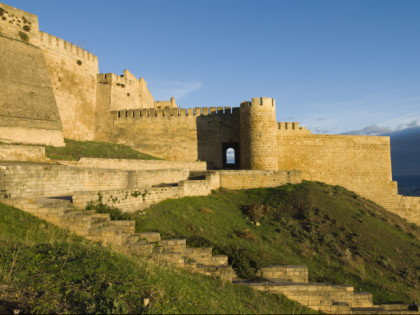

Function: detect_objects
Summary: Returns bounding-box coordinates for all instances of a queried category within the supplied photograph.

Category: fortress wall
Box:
[219,170,301,190]
[278,122,311,134]
[97,71,140,112]
[108,107,240,169]
[154,97,176,109]
[59,158,207,171]
[0,165,190,199]
[38,32,99,141]
[94,75,114,142]
[0,145,47,162]
[277,133,399,210]
[0,32,64,146]
[0,3,39,45]
[397,196,420,226]
[139,78,154,108]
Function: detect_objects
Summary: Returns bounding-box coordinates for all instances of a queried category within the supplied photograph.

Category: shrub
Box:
[244,203,269,222]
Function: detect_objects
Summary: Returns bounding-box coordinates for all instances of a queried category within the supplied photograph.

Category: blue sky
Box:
[4,0,420,135]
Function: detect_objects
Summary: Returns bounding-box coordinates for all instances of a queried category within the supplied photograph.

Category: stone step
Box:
[351,292,373,308]
[159,239,187,246]
[60,210,98,217]
[192,264,236,282]
[127,243,154,256]
[184,247,212,257]
[156,252,186,265]
[125,235,149,245]
[108,220,135,233]
[137,232,161,243]
[351,305,419,314]
[154,239,187,254]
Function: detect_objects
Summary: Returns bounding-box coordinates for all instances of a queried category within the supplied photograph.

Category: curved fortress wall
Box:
[0,3,64,146]
[240,97,278,170]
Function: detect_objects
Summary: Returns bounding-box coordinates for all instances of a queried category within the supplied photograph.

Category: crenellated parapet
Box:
[38,31,97,64]
[278,122,311,134]
[113,106,239,119]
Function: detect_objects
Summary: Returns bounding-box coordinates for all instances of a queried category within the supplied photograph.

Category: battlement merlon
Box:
[278,122,312,134]
[240,97,276,108]
[38,31,98,63]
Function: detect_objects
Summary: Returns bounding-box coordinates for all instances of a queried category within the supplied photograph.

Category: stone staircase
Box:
[2,197,419,314]
[236,265,419,314]
[3,197,236,282]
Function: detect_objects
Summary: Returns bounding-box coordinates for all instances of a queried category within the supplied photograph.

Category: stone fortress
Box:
[1,2,419,227]
[1,3,420,313]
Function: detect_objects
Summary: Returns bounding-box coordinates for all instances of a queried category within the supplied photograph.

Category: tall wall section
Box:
[0,3,64,146]
[94,71,156,142]
[240,97,278,170]
[38,32,99,141]
[107,107,240,169]
[277,132,399,210]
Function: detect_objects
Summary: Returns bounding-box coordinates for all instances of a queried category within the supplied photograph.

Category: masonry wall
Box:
[59,158,207,171]
[277,133,399,210]
[107,107,240,169]
[0,165,191,198]
[397,196,420,226]
[72,172,220,211]
[0,4,64,146]
[38,32,99,141]
[0,145,48,162]
[0,3,40,45]
[219,170,301,190]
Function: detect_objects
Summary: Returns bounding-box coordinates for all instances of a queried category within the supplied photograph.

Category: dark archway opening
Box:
[222,142,240,169]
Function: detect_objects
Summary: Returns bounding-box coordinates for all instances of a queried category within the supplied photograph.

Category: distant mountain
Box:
[382,126,420,177]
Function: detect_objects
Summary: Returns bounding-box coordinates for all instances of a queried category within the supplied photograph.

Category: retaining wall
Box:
[0,165,190,198]
[219,170,301,189]
[0,145,47,162]
[60,158,207,171]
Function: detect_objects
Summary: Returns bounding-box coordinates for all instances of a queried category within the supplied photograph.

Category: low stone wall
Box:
[0,144,48,162]
[219,170,301,190]
[73,172,221,211]
[0,165,190,199]
[73,186,185,212]
[261,265,308,283]
[60,158,207,171]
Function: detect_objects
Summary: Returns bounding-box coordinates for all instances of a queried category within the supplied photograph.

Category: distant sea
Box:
[393,175,420,197]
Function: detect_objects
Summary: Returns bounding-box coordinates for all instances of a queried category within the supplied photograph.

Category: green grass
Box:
[45,139,160,161]
[123,181,420,305]
[0,203,316,314]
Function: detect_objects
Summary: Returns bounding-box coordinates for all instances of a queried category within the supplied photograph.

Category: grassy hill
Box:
[117,181,420,305]
[0,203,315,314]
[45,139,160,161]
[1,181,419,313]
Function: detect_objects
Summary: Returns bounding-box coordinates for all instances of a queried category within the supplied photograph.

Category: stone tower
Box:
[240,97,278,170]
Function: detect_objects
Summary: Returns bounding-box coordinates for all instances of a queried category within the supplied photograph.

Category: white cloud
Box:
[298,94,420,135]
[149,80,203,101]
